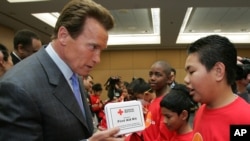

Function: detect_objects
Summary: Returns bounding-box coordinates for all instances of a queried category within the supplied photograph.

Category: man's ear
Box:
[213,62,225,82]
[58,26,69,46]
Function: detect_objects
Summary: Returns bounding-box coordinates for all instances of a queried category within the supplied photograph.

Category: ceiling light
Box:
[214,29,221,32]
[108,34,160,45]
[32,12,59,27]
[32,8,160,45]
[151,8,160,34]
[177,7,250,44]
[7,0,49,3]
[177,33,250,44]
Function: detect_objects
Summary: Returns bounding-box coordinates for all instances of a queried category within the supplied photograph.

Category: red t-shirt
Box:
[90,95,102,112]
[192,97,250,141]
[143,96,174,141]
[170,131,194,141]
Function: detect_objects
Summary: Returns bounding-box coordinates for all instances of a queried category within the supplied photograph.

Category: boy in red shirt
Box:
[125,61,174,141]
[143,60,174,141]
[184,35,250,141]
[90,83,104,124]
[160,84,196,141]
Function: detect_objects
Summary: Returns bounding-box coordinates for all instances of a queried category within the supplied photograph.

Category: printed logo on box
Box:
[105,101,145,135]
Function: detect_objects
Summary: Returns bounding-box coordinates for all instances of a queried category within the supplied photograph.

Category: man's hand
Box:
[88,127,124,141]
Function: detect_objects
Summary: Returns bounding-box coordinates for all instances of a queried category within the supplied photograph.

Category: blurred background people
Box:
[0,43,13,77]
[83,74,94,94]
[169,67,178,88]
[90,83,104,124]
[11,29,42,65]
[235,57,250,103]
[104,76,123,103]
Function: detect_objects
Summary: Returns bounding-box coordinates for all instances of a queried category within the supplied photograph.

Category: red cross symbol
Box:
[117,109,123,115]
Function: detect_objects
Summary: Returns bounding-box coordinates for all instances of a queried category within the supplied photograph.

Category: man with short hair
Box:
[83,74,94,94]
[0,0,123,140]
[169,67,177,88]
[10,29,42,64]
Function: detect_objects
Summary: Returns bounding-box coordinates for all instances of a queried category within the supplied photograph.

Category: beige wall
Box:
[92,49,187,84]
[0,25,15,51]
[1,25,250,100]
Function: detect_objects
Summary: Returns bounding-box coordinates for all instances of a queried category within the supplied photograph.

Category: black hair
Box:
[187,35,237,85]
[104,76,122,100]
[236,64,250,80]
[13,29,40,50]
[92,83,102,92]
[160,84,197,121]
[133,81,151,95]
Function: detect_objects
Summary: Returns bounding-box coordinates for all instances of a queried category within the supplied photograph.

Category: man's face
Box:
[21,38,42,59]
[60,17,108,76]
[184,53,215,104]
[84,76,93,92]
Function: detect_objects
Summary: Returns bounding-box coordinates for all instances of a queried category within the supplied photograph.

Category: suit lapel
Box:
[53,77,89,128]
[36,47,91,132]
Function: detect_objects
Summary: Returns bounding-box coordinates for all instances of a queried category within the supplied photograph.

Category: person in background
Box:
[234,56,250,103]
[143,60,174,141]
[0,0,123,140]
[160,84,195,141]
[129,77,155,117]
[235,63,250,103]
[83,74,95,116]
[10,29,42,65]
[119,81,130,102]
[98,76,123,131]
[90,83,104,124]
[104,76,123,103]
[83,74,94,94]
[0,43,13,77]
[184,34,250,141]
[169,67,177,88]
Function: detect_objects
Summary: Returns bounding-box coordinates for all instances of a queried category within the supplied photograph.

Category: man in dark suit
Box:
[10,29,42,65]
[0,0,122,141]
[169,67,178,88]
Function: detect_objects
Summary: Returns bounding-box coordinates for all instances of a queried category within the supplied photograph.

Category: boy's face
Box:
[161,107,185,131]
[149,64,169,91]
[184,53,215,103]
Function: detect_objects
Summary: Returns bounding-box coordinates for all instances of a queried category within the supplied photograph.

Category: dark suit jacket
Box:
[0,47,94,141]
[10,52,21,65]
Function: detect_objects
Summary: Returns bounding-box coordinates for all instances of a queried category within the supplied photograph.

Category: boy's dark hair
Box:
[92,83,102,92]
[0,44,9,61]
[127,78,146,94]
[160,84,197,121]
[187,35,237,85]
